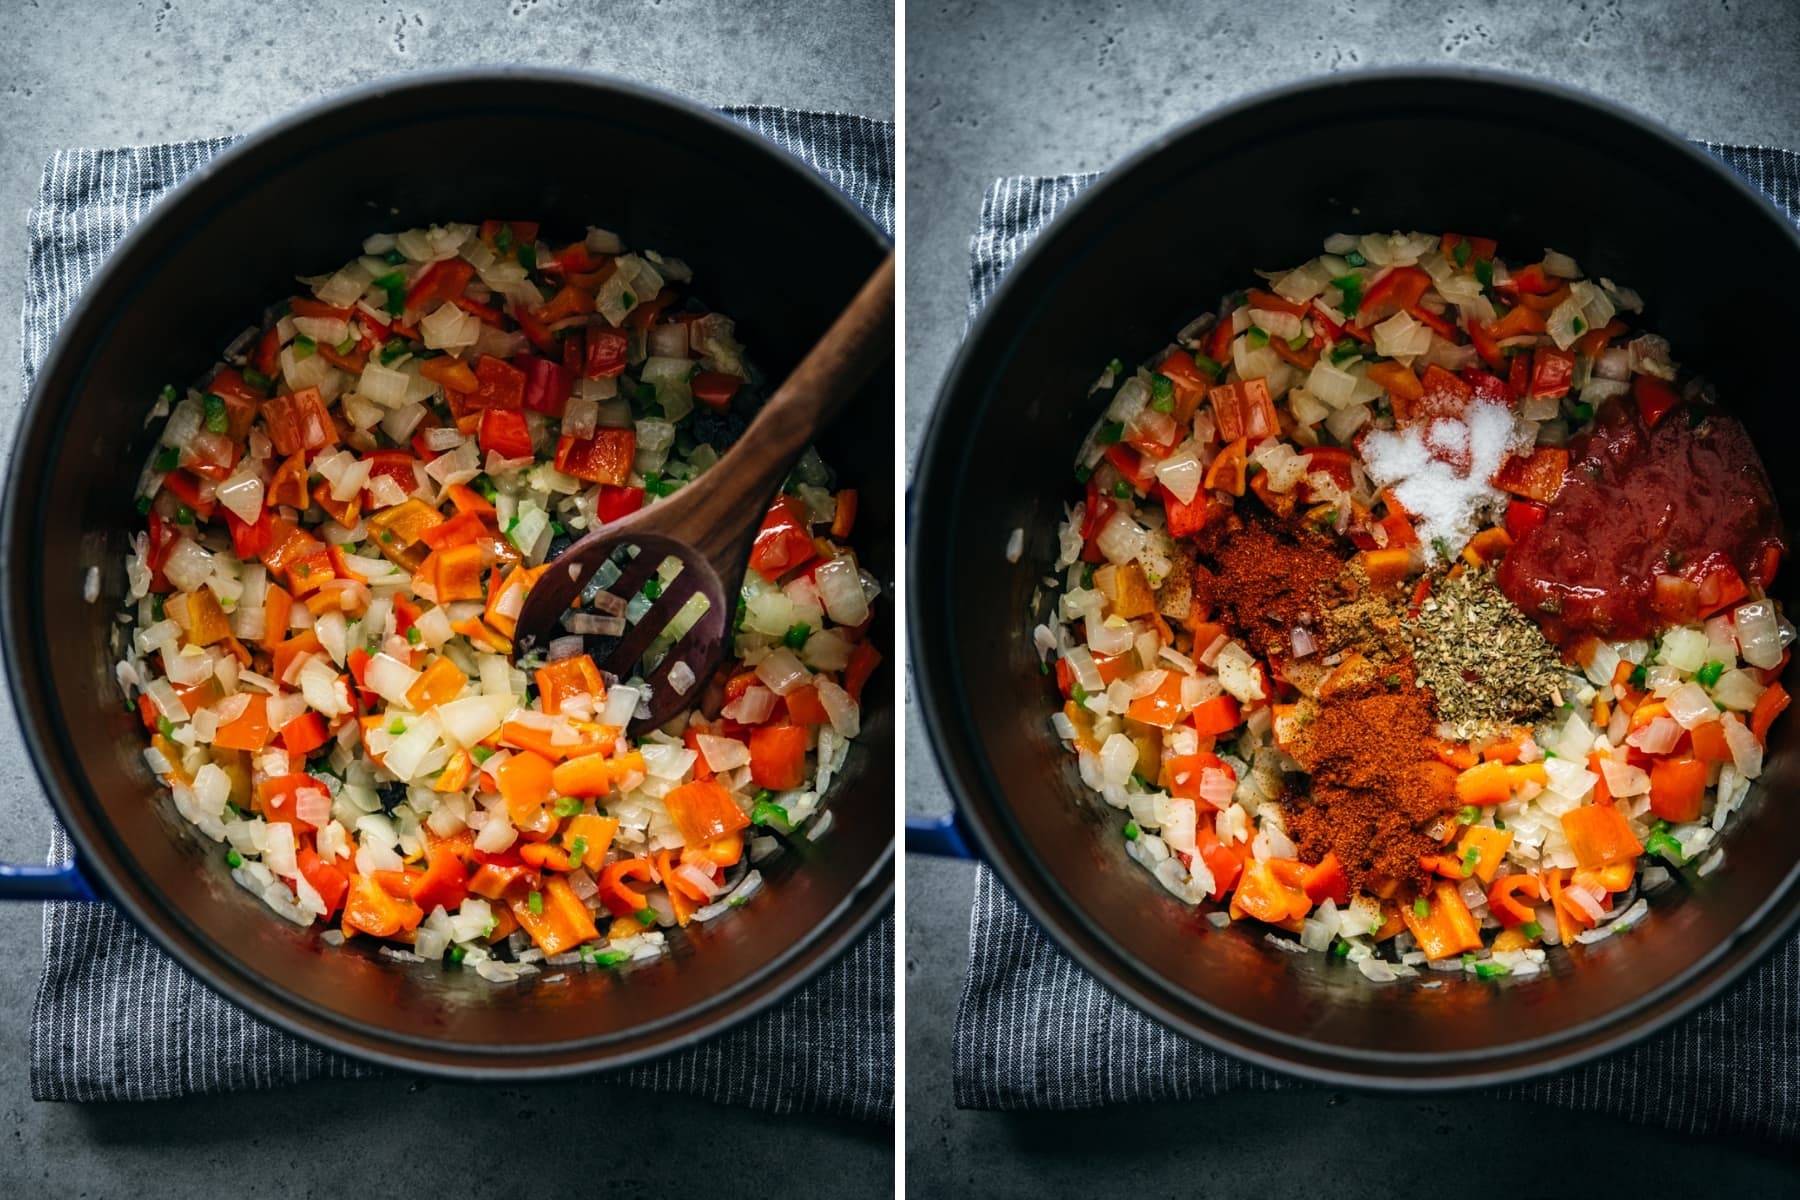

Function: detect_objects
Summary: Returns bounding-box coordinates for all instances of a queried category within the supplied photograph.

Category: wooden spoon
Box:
[512,252,893,733]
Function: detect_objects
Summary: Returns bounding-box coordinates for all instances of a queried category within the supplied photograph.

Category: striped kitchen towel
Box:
[952,143,1800,1141]
[21,106,894,1121]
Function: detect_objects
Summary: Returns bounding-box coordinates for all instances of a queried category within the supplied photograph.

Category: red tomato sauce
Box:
[1496,397,1783,646]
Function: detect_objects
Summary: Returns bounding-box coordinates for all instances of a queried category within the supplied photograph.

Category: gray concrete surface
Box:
[0,2,892,1197]
[904,0,1800,1195]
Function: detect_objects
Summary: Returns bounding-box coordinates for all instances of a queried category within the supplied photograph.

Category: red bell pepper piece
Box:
[1356,266,1430,326]
[1502,262,1559,296]
[1505,498,1549,541]
[1459,369,1511,409]
[595,484,646,524]
[471,355,525,411]
[1528,347,1575,400]
[295,846,349,914]
[1398,364,1473,427]
[361,449,419,507]
[409,841,471,913]
[1160,483,1209,539]
[553,428,636,486]
[1633,373,1681,427]
[478,408,534,460]
[1103,444,1157,492]
[519,354,573,418]
[1194,826,1243,901]
[748,495,819,581]
[1205,315,1235,367]
[161,470,217,523]
[253,326,282,378]
[1507,351,1531,399]
[1406,304,1460,342]
[405,259,474,312]
[1468,319,1507,372]
[1492,448,1570,505]
[261,385,336,457]
[748,722,809,791]
[692,371,741,410]
[280,710,332,757]
[584,326,629,378]
[224,506,272,560]
[1440,233,1499,266]
[1302,852,1350,906]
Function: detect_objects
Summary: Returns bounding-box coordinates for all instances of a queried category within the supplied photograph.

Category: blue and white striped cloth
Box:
[953,144,1800,1141]
[22,107,894,1120]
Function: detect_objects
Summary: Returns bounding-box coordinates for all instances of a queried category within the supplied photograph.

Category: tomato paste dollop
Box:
[1497,397,1783,646]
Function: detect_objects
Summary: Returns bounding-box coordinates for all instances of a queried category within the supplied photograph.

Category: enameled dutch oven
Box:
[909,68,1800,1088]
[0,70,893,1078]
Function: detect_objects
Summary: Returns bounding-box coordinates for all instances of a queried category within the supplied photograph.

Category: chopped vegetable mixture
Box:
[1041,230,1789,983]
[116,220,881,980]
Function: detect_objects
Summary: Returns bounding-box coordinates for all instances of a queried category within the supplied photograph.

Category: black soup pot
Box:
[1,70,893,1077]
[910,69,1800,1088]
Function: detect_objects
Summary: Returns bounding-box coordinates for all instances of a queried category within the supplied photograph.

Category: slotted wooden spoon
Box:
[513,253,894,732]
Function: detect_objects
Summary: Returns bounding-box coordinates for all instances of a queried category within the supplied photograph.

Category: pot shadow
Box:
[965,1092,1800,1192]
[59,1075,890,1186]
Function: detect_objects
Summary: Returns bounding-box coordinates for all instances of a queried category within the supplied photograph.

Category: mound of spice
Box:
[1185,509,1463,894]
[1406,566,1565,742]
[1279,661,1457,895]
[1190,511,1345,659]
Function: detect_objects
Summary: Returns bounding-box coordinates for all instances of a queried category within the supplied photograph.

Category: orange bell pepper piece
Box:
[1752,681,1790,744]
[561,813,620,871]
[549,753,615,798]
[1124,672,1187,729]
[341,874,424,938]
[686,831,744,869]
[1400,880,1483,960]
[510,876,598,954]
[408,841,471,913]
[444,481,497,518]
[518,841,573,872]
[1648,756,1707,823]
[495,750,555,824]
[434,748,474,793]
[421,543,486,603]
[1688,719,1735,763]
[1202,437,1248,496]
[1559,803,1643,871]
[1487,873,1543,927]
[597,857,655,917]
[1365,359,1424,405]
[662,779,752,847]
[1358,547,1416,589]
[1456,824,1514,885]
[259,582,293,650]
[1453,760,1515,807]
[211,693,271,752]
[1232,860,1312,924]
[748,722,810,791]
[406,655,468,711]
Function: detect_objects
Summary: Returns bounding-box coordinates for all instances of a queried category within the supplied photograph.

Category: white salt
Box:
[1357,400,1526,563]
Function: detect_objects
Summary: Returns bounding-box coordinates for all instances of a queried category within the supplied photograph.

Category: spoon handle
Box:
[656,253,894,562]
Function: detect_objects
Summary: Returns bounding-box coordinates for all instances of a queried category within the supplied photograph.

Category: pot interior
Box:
[9,75,892,1069]
[915,73,1800,1080]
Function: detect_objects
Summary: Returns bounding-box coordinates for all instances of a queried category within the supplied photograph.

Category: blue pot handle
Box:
[0,859,99,902]
[905,811,980,861]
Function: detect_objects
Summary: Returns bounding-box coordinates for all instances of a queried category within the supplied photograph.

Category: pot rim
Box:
[2,66,894,1079]
[909,63,1800,1089]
